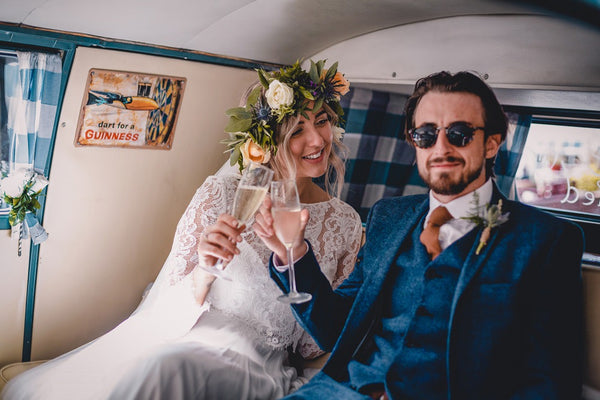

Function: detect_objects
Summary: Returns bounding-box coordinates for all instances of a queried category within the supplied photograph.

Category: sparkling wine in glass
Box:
[271,179,312,304]
[197,162,273,279]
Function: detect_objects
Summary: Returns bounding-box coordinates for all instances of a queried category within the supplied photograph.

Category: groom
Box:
[263,71,584,399]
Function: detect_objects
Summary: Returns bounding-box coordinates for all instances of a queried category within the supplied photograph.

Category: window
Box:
[0,50,18,214]
[0,49,62,222]
[515,116,600,256]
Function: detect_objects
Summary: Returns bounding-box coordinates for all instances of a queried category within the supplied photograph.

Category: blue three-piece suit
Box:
[271,185,583,400]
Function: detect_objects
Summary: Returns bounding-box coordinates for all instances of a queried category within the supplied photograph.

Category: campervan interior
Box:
[0,0,599,398]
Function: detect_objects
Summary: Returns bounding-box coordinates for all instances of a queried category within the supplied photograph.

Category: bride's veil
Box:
[134,160,239,315]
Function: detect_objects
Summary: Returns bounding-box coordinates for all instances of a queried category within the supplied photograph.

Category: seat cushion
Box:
[0,360,47,391]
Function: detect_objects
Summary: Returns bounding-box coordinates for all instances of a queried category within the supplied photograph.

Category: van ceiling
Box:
[1,0,599,94]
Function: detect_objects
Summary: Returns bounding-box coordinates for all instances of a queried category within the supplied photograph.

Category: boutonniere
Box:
[461,192,510,255]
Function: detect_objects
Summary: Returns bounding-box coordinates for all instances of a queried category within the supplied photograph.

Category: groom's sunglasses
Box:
[409,122,486,149]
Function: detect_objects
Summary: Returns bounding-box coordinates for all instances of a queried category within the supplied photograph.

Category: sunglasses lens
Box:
[411,123,481,148]
[446,124,476,147]
[411,126,437,148]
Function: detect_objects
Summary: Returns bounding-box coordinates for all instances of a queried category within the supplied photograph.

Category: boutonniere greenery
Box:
[461,192,510,255]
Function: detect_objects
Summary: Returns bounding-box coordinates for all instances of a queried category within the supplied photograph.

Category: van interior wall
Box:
[0,235,30,365]
[310,14,600,102]
[0,47,256,365]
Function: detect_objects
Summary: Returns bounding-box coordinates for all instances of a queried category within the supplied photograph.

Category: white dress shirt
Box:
[425,179,494,251]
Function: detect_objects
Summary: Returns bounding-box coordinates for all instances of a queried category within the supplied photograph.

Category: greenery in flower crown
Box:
[222,59,350,172]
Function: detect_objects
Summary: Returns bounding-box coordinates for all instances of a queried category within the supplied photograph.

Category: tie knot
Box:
[427,206,453,228]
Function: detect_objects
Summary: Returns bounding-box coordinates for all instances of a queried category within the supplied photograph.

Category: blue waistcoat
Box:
[348,222,471,398]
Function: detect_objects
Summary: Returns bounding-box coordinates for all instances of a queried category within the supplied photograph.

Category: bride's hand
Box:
[197,214,244,270]
[253,196,309,264]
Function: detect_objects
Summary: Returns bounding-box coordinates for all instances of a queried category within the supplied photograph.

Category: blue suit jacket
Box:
[271,187,584,400]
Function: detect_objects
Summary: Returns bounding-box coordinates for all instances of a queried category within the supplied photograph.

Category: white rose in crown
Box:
[265,80,294,110]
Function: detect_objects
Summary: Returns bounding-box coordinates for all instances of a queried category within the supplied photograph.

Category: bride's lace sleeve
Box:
[332,210,363,289]
[296,202,363,360]
[167,175,233,284]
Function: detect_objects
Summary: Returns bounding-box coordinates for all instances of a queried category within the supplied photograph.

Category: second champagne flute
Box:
[271,179,312,304]
[197,162,273,279]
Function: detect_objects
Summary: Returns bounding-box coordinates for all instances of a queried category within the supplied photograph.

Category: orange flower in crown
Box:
[222,59,350,172]
[323,70,350,99]
[240,139,271,167]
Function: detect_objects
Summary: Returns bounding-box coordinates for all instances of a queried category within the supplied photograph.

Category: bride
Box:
[1,60,363,400]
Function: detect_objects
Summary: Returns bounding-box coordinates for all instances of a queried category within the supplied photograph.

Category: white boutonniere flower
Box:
[462,192,510,255]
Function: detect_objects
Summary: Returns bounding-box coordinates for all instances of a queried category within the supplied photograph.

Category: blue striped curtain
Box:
[5,51,62,173]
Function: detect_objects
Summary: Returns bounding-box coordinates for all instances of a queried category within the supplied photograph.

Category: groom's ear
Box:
[485,133,502,159]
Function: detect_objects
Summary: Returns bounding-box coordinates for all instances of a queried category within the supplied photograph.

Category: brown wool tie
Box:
[420,206,453,260]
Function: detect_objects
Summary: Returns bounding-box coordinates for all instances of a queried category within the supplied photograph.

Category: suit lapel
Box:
[445,186,508,395]
[328,196,429,370]
[361,197,429,306]
[450,186,508,319]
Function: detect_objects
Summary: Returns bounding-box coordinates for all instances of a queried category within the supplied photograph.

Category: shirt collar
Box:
[427,179,494,221]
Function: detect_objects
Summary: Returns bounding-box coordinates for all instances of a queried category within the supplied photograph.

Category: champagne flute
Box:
[197,162,274,279]
[271,179,312,304]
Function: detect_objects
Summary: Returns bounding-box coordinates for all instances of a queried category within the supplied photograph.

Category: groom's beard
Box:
[420,155,485,195]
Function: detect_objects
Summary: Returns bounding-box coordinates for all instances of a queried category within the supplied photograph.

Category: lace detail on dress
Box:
[167,175,237,283]
[166,175,362,353]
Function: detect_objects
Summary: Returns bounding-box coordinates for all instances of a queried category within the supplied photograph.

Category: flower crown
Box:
[222,59,350,172]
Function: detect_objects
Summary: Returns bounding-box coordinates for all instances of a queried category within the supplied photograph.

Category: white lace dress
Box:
[2,173,362,400]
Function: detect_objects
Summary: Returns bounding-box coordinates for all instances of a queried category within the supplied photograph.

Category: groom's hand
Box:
[253,196,309,265]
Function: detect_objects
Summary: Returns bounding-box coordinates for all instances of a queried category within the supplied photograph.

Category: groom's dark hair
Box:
[403,71,508,178]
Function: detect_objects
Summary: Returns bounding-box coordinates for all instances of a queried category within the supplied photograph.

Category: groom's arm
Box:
[270,241,364,351]
[510,219,583,400]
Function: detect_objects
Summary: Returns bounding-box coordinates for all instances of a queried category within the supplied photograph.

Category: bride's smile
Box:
[290,109,333,180]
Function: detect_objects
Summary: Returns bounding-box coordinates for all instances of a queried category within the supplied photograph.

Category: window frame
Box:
[0,50,18,227]
[505,105,600,260]
[0,42,72,232]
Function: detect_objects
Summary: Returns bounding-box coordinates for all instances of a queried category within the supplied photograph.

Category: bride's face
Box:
[286,108,333,179]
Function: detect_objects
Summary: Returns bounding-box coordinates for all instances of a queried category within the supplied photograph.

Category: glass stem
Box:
[287,245,297,294]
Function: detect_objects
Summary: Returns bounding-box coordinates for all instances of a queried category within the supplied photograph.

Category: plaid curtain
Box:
[5,51,61,173]
[493,112,531,198]
[340,87,532,220]
[340,87,427,220]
